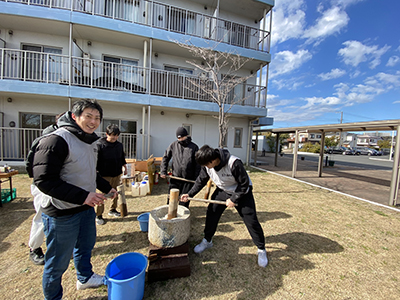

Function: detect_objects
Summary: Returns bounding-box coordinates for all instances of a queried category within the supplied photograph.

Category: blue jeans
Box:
[42,208,96,300]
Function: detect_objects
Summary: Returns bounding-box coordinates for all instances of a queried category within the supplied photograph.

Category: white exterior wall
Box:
[0,0,272,163]
[148,109,250,159]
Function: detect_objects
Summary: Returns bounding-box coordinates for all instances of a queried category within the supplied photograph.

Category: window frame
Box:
[233,127,243,148]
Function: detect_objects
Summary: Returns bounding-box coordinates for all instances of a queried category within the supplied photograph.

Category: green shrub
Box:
[301,142,320,153]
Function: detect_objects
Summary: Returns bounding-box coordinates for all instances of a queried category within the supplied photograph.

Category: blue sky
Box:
[266,0,400,129]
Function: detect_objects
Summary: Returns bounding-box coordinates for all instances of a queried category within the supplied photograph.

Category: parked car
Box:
[326,146,347,154]
[350,147,361,155]
[354,147,379,156]
[343,148,355,155]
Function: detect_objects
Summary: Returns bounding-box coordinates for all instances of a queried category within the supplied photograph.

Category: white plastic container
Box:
[139,181,149,196]
[131,182,140,196]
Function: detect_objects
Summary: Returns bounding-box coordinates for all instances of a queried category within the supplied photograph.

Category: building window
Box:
[102,119,137,134]
[317,134,321,138]
[103,56,139,89]
[21,45,62,82]
[234,128,242,148]
[310,134,315,139]
[164,66,193,75]
[182,124,192,136]
[20,113,56,129]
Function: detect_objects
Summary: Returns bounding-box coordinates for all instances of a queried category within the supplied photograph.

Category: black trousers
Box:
[204,186,265,250]
[166,178,194,208]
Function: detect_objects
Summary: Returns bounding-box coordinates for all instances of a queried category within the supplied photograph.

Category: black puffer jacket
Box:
[160,137,200,180]
[33,112,112,216]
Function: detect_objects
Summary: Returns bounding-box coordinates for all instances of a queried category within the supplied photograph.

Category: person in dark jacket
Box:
[95,124,127,225]
[160,127,200,208]
[27,112,65,266]
[33,99,117,300]
[180,145,268,267]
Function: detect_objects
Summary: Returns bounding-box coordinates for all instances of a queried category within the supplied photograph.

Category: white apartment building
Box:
[0,0,274,163]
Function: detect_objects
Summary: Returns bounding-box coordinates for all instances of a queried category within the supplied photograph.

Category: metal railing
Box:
[0,48,267,107]
[0,127,143,161]
[1,0,270,53]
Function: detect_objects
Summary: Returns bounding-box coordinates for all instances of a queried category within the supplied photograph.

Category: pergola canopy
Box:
[251,119,400,206]
[254,119,400,134]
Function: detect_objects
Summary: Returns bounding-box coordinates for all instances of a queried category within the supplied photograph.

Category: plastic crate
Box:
[1,188,16,204]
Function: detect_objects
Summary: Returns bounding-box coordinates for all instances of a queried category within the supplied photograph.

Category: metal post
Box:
[147,105,151,158]
[274,133,279,167]
[389,125,400,206]
[292,130,299,178]
[318,131,325,177]
[254,131,259,166]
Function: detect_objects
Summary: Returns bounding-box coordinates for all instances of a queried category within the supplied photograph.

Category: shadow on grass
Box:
[145,232,344,299]
[0,197,33,254]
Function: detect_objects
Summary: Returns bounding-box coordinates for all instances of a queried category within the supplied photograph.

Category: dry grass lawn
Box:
[1,171,400,300]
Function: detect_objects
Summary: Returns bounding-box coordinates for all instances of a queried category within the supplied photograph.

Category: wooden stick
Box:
[188,197,237,206]
[204,179,213,199]
[166,175,195,183]
[117,184,128,217]
[167,188,180,219]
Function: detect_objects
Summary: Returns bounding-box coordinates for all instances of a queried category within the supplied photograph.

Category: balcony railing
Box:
[0,127,144,161]
[0,48,267,108]
[1,0,270,53]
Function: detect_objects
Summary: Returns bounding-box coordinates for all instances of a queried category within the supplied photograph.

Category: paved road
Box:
[253,152,396,207]
[296,152,394,170]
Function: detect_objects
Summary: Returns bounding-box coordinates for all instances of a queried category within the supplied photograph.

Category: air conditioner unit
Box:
[251,117,274,127]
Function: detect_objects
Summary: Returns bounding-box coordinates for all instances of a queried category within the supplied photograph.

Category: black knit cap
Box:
[176,127,188,138]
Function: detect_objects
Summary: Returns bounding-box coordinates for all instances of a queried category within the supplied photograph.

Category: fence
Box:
[0,127,142,161]
[1,0,270,53]
[0,48,267,107]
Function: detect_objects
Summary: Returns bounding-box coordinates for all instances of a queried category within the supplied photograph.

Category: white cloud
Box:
[318,68,346,81]
[304,7,349,44]
[269,49,312,78]
[387,56,400,67]
[271,78,304,91]
[270,70,400,125]
[331,0,366,9]
[271,0,306,46]
[333,72,400,106]
[301,96,342,109]
[338,40,391,68]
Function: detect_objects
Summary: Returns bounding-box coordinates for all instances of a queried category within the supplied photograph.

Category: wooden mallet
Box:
[167,188,180,219]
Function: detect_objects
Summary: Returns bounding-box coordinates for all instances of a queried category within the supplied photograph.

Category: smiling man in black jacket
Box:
[180,145,268,268]
[33,99,117,300]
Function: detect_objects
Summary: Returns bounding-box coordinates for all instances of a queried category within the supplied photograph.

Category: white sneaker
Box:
[258,249,268,267]
[76,273,105,290]
[96,216,105,225]
[194,238,213,254]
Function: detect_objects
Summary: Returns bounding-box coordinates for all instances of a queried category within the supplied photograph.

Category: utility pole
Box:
[338,111,343,147]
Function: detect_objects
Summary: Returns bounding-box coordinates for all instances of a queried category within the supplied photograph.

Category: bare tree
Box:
[175,40,255,147]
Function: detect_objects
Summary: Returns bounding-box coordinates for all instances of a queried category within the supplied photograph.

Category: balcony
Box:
[0,127,141,161]
[0,48,267,108]
[0,0,270,53]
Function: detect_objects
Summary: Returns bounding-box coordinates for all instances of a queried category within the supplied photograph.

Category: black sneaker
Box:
[108,210,121,217]
[29,247,45,265]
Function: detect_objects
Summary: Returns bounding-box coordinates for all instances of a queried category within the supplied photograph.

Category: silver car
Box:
[354,147,378,156]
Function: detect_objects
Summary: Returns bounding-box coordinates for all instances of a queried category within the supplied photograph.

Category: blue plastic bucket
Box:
[105,252,148,300]
[137,212,150,232]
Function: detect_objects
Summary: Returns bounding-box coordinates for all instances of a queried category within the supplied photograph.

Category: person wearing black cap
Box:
[160,127,200,207]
